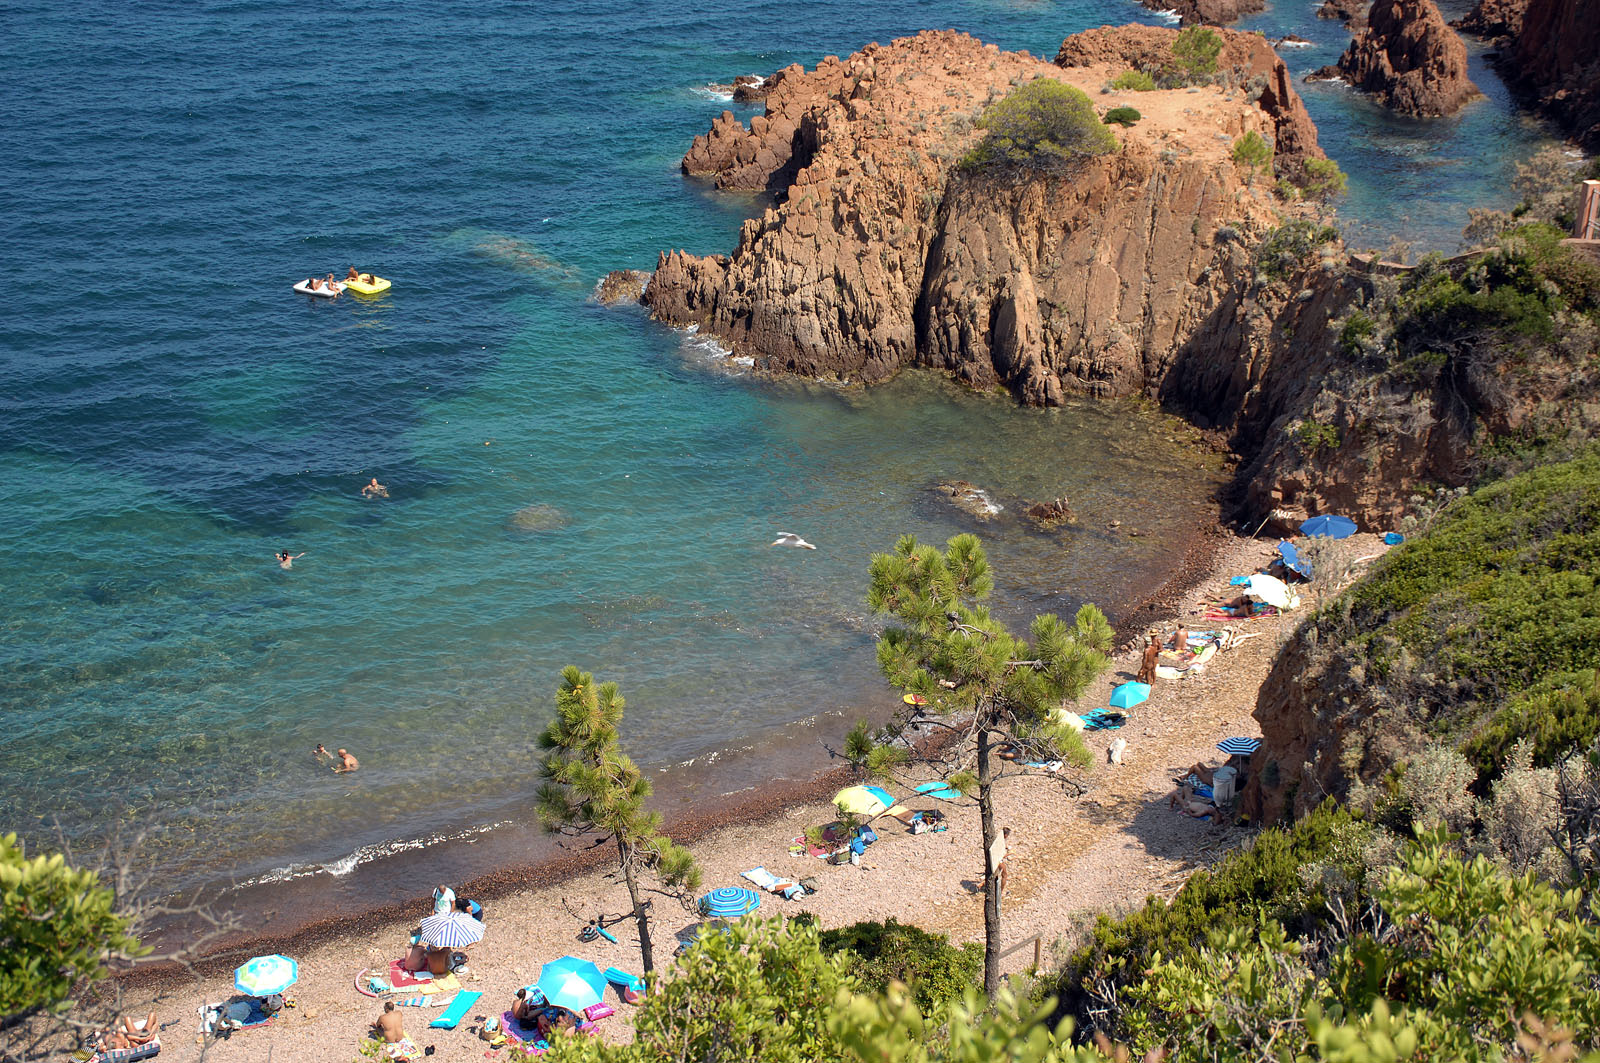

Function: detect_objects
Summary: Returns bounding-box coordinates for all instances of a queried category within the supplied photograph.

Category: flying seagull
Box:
[771,533,817,550]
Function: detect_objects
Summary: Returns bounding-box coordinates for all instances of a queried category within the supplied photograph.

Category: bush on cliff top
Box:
[1102,106,1141,127]
[962,79,1117,174]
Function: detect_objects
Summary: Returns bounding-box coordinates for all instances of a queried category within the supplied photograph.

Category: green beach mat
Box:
[429,990,482,1029]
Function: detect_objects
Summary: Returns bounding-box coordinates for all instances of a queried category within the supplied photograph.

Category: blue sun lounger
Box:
[430,990,483,1029]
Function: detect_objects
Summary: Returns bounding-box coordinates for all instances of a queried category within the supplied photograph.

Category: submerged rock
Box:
[509,504,571,533]
[1024,497,1077,527]
[933,481,1003,521]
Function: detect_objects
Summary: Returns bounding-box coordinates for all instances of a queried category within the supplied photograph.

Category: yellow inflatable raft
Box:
[344,274,391,295]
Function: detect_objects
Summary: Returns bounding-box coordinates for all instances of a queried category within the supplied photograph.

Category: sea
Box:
[0,0,1560,931]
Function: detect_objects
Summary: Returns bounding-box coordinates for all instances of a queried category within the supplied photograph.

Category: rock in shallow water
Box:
[509,504,571,533]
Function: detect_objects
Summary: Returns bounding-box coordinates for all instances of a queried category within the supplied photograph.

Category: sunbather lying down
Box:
[101,1012,157,1050]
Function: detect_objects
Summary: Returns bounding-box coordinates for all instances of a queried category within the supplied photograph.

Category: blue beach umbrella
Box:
[1277,541,1312,579]
[1217,737,1261,757]
[1299,514,1358,539]
[535,956,607,1013]
[699,886,762,919]
[234,954,298,996]
[419,910,485,949]
[1109,682,1151,710]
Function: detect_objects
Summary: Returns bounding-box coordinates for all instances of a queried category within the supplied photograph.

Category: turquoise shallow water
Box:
[0,0,1554,905]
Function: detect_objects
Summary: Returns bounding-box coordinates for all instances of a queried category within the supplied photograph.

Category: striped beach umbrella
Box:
[419,910,485,949]
[234,954,298,996]
[699,886,762,919]
[535,956,606,1013]
[1217,736,1261,757]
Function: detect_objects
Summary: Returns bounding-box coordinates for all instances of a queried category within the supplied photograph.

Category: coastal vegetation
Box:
[962,80,1118,173]
[1102,106,1141,127]
[1109,69,1156,91]
[536,667,702,974]
[1231,130,1272,183]
[842,533,1112,997]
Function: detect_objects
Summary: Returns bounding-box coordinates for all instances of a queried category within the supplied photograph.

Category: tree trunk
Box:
[977,723,1001,998]
[618,834,655,974]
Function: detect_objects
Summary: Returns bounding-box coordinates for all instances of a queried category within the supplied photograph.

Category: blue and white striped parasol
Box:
[1217,736,1261,756]
[699,886,762,919]
[418,910,485,949]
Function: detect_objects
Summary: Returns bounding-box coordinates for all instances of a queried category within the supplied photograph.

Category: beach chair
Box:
[604,966,644,1004]
[429,990,482,1029]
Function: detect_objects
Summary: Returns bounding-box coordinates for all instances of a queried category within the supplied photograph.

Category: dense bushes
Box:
[1109,69,1155,91]
[1101,106,1140,127]
[818,918,982,1013]
[962,79,1117,174]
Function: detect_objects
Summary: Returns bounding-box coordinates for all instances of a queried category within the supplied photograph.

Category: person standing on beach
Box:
[1136,635,1161,684]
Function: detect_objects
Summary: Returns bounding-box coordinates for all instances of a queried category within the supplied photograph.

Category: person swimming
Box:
[361,477,388,499]
[276,550,305,570]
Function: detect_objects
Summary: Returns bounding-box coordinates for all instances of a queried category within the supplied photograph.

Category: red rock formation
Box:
[1506,0,1600,149]
[646,29,1315,404]
[1453,0,1528,37]
[1318,0,1370,28]
[1054,25,1324,175]
[1135,0,1264,26]
[1319,0,1481,116]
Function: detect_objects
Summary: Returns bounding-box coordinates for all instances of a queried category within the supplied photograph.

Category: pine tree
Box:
[853,534,1112,997]
[536,667,701,974]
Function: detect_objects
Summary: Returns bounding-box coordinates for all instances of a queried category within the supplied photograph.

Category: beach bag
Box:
[798,876,820,894]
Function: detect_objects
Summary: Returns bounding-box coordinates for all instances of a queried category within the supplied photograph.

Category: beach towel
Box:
[430,990,481,1029]
[197,1002,272,1035]
[914,781,962,801]
[87,1040,161,1063]
[500,1011,546,1045]
[1023,760,1063,772]
[741,867,805,899]
[380,1037,423,1061]
[1079,710,1126,731]
[395,994,448,1008]
[388,960,433,988]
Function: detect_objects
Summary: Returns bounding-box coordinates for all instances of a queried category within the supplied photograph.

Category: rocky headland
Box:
[1310,0,1480,117]
[1317,0,1370,30]
[1456,0,1600,150]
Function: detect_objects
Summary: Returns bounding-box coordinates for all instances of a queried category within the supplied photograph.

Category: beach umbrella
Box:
[535,955,606,1013]
[1277,541,1312,579]
[832,784,895,817]
[419,910,485,949]
[1300,514,1357,539]
[234,954,298,997]
[1217,736,1261,757]
[1244,573,1293,609]
[1109,681,1151,709]
[699,886,762,919]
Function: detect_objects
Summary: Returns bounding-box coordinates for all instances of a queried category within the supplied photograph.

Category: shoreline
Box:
[89,519,1364,1063]
[121,491,1236,992]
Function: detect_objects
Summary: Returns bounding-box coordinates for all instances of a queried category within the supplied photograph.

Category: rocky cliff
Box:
[1135,0,1265,25]
[647,28,1323,405]
[1315,0,1481,116]
[1509,0,1600,149]
[1453,0,1527,37]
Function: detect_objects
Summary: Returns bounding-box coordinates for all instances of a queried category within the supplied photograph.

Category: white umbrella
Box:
[1244,573,1293,609]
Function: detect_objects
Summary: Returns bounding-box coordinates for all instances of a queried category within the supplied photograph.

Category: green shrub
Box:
[818,919,982,1014]
[1294,420,1341,454]
[1110,69,1156,91]
[1299,157,1349,202]
[1338,310,1377,357]
[961,79,1118,173]
[1256,220,1339,280]
[1172,26,1223,82]
[1102,106,1141,127]
[1231,130,1272,181]
[1051,804,1370,1040]
[1,833,143,1023]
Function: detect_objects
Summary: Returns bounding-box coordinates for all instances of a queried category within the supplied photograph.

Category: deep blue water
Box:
[0,0,1556,902]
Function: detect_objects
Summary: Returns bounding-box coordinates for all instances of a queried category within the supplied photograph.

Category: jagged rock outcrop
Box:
[646,29,1321,406]
[1318,0,1370,27]
[1453,0,1527,37]
[1135,0,1264,25]
[1055,25,1324,177]
[595,269,649,305]
[1313,0,1481,116]
[1024,497,1077,526]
